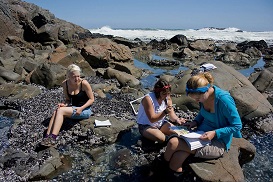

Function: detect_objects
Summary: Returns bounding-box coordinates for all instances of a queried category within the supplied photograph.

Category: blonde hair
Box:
[66,64,81,78]
[186,72,214,89]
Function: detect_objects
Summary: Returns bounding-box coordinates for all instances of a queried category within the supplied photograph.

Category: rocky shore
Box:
[0,0,273,181]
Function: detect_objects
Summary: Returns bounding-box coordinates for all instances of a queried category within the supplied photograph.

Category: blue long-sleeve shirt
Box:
[195,86,242,150]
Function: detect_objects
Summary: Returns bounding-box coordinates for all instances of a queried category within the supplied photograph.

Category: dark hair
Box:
[153,79,171,98]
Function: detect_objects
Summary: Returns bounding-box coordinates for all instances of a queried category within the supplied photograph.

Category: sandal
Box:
[40,136,57,147]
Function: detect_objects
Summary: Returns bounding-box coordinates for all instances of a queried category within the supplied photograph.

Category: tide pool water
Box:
[134,55,265,88]
[0,116,13,155]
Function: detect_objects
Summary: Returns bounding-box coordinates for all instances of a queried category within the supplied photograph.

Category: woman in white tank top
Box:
[137,79,186,143]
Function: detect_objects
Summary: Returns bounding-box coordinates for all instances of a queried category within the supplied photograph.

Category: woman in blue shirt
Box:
[164,72,242,176]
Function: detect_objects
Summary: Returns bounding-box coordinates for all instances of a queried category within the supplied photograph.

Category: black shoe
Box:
[167,168,184,182]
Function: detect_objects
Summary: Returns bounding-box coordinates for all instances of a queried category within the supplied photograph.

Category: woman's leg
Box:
[169,150,191,172]
[46,110,57,136]
[142,126,166,143]
[164,137,194,172]
[160,121,177,135]
[47,107,73,136]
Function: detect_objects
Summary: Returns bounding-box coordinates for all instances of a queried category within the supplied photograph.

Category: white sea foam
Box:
[89,26,273,45]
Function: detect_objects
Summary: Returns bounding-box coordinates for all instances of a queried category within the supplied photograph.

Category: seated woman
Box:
[164,72,242,178]
[41,64,95,147]
[137,79,185,144]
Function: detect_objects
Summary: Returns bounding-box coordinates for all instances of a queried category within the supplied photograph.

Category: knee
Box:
[168,137,179,147]
[56,107,66,115]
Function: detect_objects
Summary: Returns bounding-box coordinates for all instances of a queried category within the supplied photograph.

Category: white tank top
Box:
[137,92,167,128]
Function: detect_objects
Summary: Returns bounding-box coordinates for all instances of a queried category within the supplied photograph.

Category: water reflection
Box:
[238,58,265,77]
[0,116,13,155]
[134,55,265,88]
[133,55,188,88]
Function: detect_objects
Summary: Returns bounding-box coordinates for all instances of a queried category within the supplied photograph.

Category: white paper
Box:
[200,63,217,70]
[182,131,205,138]
[95,119,111,127]
[179,130,211,150]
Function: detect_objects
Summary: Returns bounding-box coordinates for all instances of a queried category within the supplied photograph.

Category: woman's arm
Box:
[167,97,186,125]
[215,95,242,138]
[142,96,166,123]
[61,80,71,107]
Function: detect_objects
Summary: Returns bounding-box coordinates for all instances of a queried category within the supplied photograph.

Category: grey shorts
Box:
[138,121,168,136]
[71,107,92,119]
[194,139,226,159]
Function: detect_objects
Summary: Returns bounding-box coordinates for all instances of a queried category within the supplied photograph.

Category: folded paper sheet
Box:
[200,63,217,71]
[95,119,112,127]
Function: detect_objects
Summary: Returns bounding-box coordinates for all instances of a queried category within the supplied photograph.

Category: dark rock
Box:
[147,59,180,67]
[30,62,66,89]
[169,34,188,47]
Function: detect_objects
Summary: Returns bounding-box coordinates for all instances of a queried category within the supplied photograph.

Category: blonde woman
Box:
[164,72,242,179]
[41,64,94,146]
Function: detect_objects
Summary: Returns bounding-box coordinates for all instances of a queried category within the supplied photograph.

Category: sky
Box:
[22,0,273,31]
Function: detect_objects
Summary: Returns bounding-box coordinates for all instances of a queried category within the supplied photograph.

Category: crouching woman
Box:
[164,72,242,177]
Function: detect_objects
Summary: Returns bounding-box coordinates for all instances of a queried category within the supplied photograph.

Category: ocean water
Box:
[89,26,273,45]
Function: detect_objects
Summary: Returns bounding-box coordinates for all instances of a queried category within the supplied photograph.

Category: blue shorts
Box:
[71,107,92,119]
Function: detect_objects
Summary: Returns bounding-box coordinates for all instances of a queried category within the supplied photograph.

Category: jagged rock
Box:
[80,116,136,144]
[29,147,65,180]
[147,59,180,66]
[189,39,216,52]
[0,66,20,82]
[113,62,142,78]
[249,67,273,93]
[169,34,188,47]
[104,67,140,88]
[81,38,133,68]
[0,83,42,100]
[30,62,66,89]
[189,138,256,182]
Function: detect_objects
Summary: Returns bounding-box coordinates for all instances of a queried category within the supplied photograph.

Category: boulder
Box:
[0,147,65,180]
[211,61,273,120]
[0,66,20,82]
[79,116,136,144]
[189,138,256,182]
[0,0,91,46]
[104,67,140,88]
[113,62,142,78]
[169,34,188,47]
[29,147,64,180]
[215,52,251,66]
[81,38,133,68]
[249,67,273,92]
[30,63,66,89]
[0,83,42,100]
[189,39,216,52]
[49,46,96,77]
